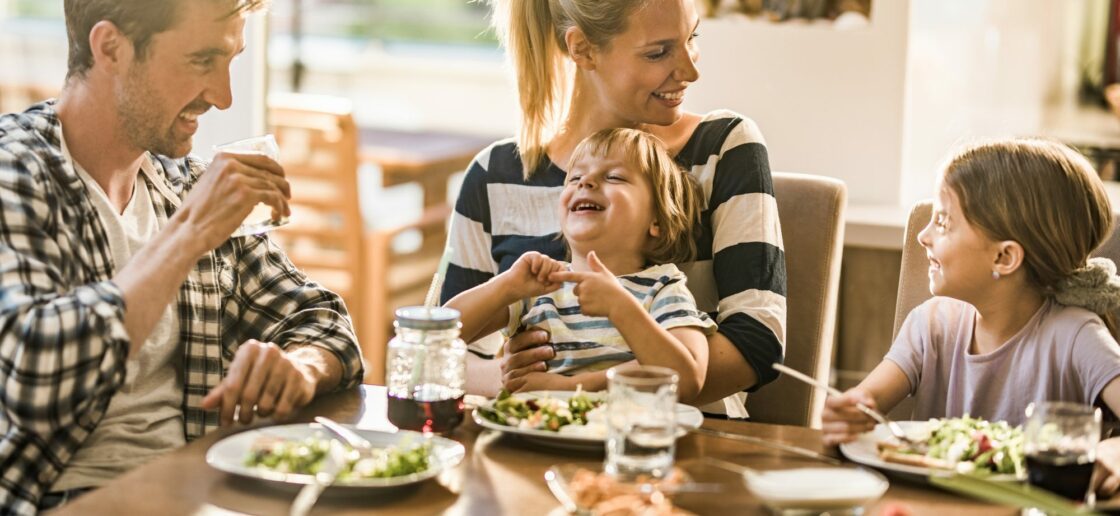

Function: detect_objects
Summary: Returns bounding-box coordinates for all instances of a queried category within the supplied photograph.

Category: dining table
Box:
[54,385,1013,515]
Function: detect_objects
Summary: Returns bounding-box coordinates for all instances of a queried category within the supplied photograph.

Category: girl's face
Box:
[583,0,701,127]
[917,178,1001,301]
[560,150,657,258]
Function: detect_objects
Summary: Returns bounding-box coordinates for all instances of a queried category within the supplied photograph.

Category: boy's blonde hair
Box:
[490,0,652,179]
[566,128,702,265]
[943,138,1117,333]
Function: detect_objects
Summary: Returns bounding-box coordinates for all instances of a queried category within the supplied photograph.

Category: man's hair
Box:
[64,0,268,80]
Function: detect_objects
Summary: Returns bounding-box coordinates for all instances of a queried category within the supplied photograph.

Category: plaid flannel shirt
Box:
[0,101,365,514]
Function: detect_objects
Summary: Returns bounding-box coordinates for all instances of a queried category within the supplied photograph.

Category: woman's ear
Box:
[565,26,596,71]
[993,240,1025,278]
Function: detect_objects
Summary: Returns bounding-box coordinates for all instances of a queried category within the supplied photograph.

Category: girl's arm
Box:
[821,360,911,445]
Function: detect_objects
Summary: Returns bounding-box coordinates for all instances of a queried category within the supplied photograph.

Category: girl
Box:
[441,0,785,417]
[446,128,716,402]
[823,139,1120,444]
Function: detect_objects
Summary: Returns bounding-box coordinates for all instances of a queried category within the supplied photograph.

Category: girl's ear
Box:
[993,240,1025,278]
[565,27,596,71]
[649,220,661,239]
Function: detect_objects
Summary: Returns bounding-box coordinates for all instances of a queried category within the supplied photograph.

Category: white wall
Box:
[685,3,911,205]
[899,0,1069,206]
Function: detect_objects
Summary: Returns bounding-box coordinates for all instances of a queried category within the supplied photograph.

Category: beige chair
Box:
[268,94,449,384]
[746,172,847,428]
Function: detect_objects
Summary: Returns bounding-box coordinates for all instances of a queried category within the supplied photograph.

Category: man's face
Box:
[116,2,246,158]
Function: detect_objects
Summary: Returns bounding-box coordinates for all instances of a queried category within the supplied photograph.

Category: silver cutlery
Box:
[689,426,842,465]
[289,417,376,516]
[289,439,346,516]
[771,363,920,448]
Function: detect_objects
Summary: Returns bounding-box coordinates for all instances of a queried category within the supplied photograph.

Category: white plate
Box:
[744,466,889,511]
[472,390,704,451]
[205,423,465,488]
[838,421,1021,481]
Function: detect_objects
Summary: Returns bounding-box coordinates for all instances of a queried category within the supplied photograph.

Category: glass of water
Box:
[212,134,290,238]
[605,364,678,480]
[1024,401,1101,503]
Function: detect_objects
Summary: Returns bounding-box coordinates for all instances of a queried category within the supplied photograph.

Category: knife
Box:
[289,439,346,516]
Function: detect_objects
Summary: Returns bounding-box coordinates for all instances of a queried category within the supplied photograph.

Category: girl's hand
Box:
[821,389,878,445]
[1096,437,1120,498]
[501,251,566,300]
[547,251,631,318]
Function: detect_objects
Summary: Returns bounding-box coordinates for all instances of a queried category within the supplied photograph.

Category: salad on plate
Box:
[477,388,608,438]
[244,434,431,480]
[876,416,1024,477]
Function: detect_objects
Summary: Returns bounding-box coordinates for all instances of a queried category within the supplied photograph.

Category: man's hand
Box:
[548,251,630,318]
[175,152,291,253]
[200,340,316,426]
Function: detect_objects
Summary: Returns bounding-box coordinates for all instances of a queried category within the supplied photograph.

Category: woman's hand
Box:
[548,251,631,319]
[821,388,878,445]
[500,251,567,301]
[505,371,576,393]
[500,329,555,387]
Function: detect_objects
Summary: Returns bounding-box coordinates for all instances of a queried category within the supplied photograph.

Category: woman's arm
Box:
[694,115,787,404]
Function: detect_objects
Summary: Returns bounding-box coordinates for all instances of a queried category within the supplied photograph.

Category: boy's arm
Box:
[445,279,514,343]
[608,297,709,403]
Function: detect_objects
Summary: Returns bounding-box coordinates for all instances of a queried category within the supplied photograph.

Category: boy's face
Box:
[559,149,658,259]
[113,1,246,157]
[917,177,1001,300]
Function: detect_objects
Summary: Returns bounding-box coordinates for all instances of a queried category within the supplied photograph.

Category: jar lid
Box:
[394,306,461,330]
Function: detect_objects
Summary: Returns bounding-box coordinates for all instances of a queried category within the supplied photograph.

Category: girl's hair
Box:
[491,0,651,179]
[566,128,702,265]
[943,138,1120,335]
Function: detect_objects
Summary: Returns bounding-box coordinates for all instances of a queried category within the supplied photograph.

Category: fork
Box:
[771,363,920,448]
[315,416,375,456]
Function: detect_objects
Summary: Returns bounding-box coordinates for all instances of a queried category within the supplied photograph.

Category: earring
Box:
[991,271,1000,280]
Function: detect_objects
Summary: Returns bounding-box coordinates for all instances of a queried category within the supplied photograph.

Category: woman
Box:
[440,0,785,416]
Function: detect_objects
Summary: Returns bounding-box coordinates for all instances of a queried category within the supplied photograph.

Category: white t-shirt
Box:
[51,149,185,491]
[886,297,1120,426]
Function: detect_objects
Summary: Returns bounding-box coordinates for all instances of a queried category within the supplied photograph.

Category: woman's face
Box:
[583,0,701,127]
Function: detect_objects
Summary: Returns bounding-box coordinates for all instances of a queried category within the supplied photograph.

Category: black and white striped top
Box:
[441,110,787,408]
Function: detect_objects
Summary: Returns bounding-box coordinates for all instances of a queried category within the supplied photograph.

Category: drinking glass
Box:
[605,365,678,480]
[385,306,467,434]
[1024,401,1101,502]
[212,134,290,237]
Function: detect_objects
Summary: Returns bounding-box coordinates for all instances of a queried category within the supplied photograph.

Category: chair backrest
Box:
[267,93,365,334]
[747,172,847,428]
[895,201,1120,338]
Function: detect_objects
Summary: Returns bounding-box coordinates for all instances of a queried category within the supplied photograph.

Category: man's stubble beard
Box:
[116,65,191,158]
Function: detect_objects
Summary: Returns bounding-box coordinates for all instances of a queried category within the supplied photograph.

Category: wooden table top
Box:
[57,386,1011,515]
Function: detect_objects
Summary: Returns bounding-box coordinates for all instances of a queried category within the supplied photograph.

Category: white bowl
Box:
[743,466,889,511]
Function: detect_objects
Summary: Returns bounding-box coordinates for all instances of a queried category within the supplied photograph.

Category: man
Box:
[0,1,364,512]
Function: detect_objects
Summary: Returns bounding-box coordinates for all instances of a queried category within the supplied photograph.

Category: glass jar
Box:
[385,306,467,433]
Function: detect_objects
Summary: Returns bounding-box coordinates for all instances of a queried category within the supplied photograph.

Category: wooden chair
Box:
[747,172,847,428]
[0,82,57,112]
[268,93,449,384]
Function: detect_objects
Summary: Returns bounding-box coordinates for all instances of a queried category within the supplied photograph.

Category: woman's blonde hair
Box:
[491,0,651,179]
[567,128,702,265]
[943,138,1117,334]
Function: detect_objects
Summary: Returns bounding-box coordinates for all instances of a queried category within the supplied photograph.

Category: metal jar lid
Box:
[394,306,461,331]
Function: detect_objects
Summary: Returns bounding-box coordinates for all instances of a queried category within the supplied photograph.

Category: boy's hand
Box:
[821,388,878,445]
[501,251,566,300]
[547,251,631,319]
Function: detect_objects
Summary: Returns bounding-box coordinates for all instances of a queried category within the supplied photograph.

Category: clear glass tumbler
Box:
[1024,401,1101,502]
[605,364,679,480]
[212,134,290,237]
[385,306,467,434]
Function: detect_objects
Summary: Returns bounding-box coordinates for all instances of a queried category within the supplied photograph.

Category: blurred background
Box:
[1,0,1119,387]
